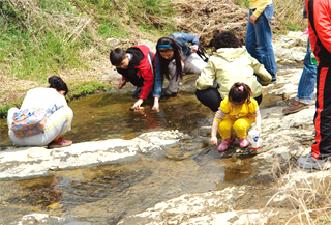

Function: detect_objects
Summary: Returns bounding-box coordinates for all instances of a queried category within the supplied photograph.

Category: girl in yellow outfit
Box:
[210,82,262,151]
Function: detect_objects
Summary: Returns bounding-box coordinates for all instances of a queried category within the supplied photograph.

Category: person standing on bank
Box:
[245,0,277,82]
[282,6,318,115]
[7,76,73,148]
[152,32,207,112]
[195,31,272,112]
[298,0,331,169]
[110,45,154,110]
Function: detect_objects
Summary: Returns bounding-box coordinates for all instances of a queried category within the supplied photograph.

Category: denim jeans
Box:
[295,40,318,104]
[246,4,277,81]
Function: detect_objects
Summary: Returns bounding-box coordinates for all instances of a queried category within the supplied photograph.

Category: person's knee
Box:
[233,119,249,132]
[64,107,73,119]
[7,107,20,128]
[219,121,232,132]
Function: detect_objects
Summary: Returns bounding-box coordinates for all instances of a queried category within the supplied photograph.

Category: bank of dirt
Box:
[172,0,247,46]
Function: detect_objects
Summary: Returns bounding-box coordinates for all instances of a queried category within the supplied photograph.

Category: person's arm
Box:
[249,53,272,85]
[256,109,262,132]
[152,55,162,112]
[250,0,270,23]
[247,100,261,132]
[172,32,200,53]
[134,59,154,109]
[195,59,216,90]
[314,2,331,53]
[210,110,224,145]
[183,33,200,52]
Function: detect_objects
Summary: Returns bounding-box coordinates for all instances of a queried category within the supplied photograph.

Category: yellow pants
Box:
[218,117,253,140]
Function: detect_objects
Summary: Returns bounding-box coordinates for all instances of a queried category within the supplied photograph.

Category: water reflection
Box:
[0,93,260,224]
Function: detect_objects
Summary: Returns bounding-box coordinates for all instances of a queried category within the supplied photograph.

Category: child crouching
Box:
[210,82,262,151]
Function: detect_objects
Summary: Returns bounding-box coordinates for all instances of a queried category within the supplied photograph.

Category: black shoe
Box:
[161,88,178,97]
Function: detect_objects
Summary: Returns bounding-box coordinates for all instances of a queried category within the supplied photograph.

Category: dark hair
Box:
[212,31,242,49]
[229,82,251,104]
[48,76,68,95]
[156,36,183,80]
[110,48,126,66]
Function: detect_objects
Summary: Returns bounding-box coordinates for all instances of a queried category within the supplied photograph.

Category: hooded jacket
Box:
[306,0,331,65]
[195,47,272,98]
[116,45,154,100]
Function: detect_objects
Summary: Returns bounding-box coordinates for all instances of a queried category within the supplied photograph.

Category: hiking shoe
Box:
[282,100,309,115]
[217,139,231,152]
[48,137,72,149]
[298,153,331,170]
[161,88,178,97]
[239,138,249,148]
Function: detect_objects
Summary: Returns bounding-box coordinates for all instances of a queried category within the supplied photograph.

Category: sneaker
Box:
[298,153,331,170]
[48,137,72,149]
[161,88,178,97]
[282,100,309,115]
[239,138,249,148]
[217,139,231,152]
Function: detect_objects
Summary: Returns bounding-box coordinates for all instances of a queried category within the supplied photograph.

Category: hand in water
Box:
[131,99,144,111]
[210,136,218,145]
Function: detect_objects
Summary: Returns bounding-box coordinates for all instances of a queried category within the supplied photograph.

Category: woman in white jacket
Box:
[7,76,73,148]
[195,31,272,112]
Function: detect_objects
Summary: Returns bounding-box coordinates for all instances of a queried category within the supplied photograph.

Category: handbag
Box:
[11,108,48,138]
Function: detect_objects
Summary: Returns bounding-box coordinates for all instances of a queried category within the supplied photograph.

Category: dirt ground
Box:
[172,0,247,45]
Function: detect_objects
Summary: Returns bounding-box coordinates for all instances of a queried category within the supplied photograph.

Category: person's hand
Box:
[118,78,126,89]
[210,136,218,145]
[249,15,258,24]
[131,99,144,110]
[152,97,159,112]
[257,126,262,134]
[190,45,199,53]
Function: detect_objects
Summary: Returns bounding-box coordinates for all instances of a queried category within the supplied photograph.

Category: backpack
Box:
[197,46,209,62]
[11,108,48,138]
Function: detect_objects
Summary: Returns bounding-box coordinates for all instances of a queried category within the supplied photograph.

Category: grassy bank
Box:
[0,0,176,117]
[0,0,175,81]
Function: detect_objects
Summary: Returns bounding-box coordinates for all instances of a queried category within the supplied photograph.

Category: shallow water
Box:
[0,92,262,224]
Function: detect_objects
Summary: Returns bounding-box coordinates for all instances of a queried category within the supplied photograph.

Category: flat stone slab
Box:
[0,131,183,180]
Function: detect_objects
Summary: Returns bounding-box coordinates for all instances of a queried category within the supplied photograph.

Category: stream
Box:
[0,92,270,224]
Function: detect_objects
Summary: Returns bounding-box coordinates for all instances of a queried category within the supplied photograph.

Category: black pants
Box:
[195,87,263,112]
[312,64,331,159]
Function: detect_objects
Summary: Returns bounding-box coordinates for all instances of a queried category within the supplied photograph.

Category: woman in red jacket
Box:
[110,45,154,110]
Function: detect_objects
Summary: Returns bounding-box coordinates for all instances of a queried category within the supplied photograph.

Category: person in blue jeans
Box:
[152,32,207,112]
[282,5,318,115]
[245,1,277,82]
[282,40,318,115]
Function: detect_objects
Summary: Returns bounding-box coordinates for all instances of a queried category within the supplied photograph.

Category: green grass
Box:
[68,81,110,99]
[8,31,82,81]
[0,0,176,82]
[98,21,128,38]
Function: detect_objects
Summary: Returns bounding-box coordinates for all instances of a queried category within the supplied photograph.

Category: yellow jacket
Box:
[249,0,273,18]
[195,47,272,98]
